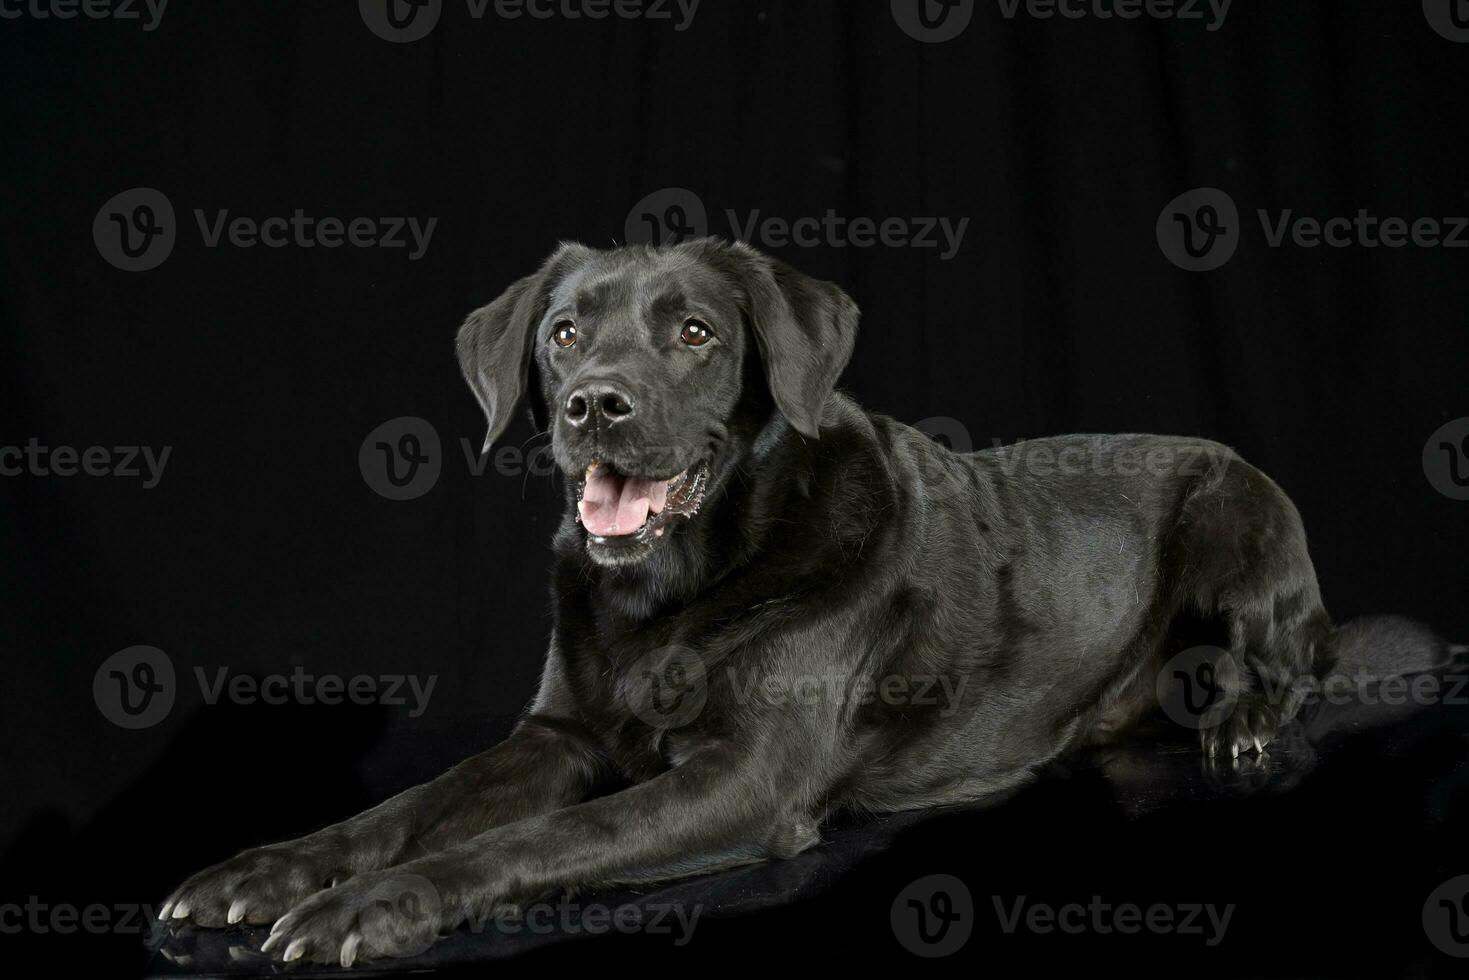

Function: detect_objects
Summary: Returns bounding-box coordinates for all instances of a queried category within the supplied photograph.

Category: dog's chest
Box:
[562,634,703,780]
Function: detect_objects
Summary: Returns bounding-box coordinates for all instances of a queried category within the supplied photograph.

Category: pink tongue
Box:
[578,469,669,537]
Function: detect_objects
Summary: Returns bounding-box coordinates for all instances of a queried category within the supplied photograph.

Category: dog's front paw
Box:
[1199,695,1279,760]
[261,870,446,967]
[161,838,349,928]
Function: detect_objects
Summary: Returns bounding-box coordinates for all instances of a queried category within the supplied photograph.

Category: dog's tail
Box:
[1322,614,1467,681]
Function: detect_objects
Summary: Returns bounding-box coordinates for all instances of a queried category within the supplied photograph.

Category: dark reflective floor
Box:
[138,663,1469,978]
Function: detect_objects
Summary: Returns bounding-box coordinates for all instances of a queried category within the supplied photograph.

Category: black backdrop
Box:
[3,0,1469,975]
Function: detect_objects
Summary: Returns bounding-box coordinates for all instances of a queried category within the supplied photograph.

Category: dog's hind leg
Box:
[1167,453,1334,759]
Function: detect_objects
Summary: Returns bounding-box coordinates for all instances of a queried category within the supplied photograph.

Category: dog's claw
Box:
[284,938,307,962]
[158,901,175,921]
[340,932,364,968]
[260,932,283,954]
[172,902,191,919]
[227,899,247,924]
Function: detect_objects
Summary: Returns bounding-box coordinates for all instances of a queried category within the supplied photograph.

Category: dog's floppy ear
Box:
[731,242,859,439]
[456,243,588,452]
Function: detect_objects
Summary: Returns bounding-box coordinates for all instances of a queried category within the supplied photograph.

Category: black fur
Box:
[161,239,1451,966]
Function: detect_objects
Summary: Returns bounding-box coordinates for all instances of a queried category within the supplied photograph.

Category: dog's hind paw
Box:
[1198,695,1279,760]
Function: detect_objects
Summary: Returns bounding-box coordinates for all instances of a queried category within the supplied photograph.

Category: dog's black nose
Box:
[565,380,636,428]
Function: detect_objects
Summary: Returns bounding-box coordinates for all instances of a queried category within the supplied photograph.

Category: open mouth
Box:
[576,460,708,542]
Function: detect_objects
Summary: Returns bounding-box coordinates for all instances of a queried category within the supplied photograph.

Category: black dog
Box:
[160,239,1450,965]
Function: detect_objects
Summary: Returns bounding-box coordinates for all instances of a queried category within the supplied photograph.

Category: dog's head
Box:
[456,239,858,566]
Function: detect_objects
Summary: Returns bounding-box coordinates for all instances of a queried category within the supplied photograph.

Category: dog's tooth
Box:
[227,899,248,924]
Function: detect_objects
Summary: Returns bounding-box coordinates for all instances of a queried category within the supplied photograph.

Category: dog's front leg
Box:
[162,717,604,928]
[262,740,807,965]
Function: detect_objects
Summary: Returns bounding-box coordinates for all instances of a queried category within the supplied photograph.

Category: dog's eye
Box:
[552,320,577,348]
[680,318,713,347]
